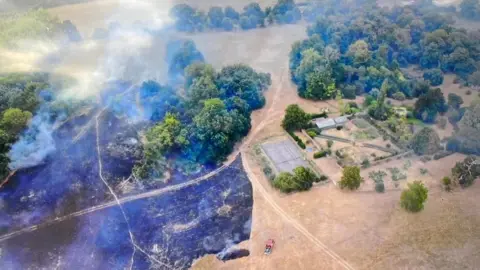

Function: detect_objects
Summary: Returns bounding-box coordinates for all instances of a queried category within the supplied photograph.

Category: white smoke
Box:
[8,113,56,170]
[6,0,173,170]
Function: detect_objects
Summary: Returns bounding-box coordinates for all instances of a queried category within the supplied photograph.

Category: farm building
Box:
[315,116,349,131]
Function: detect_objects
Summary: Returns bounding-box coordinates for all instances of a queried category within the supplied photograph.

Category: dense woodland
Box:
[134,39,271,179]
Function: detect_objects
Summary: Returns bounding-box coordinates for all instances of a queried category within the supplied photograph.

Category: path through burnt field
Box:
[0,156,252,269]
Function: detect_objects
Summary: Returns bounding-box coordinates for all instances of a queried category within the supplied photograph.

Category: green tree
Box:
[423,68,444,86]
[369,80,390,120]
[447,93,464,109]
[187,75,220,105]
[194,98,235,162]
[400,181,428,212]
[414,88,447,123]
[410,127,440,155]
[0,108,32,136]
[293,166,318,184]
[339,166,363,190]
[184,63,215,88]
[145,113,188,155]
[347,40,371,66]
[282,104,310,131]
[305,69,336,100]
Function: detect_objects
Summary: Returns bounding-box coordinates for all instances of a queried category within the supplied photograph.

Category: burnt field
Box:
[0,156,253,269]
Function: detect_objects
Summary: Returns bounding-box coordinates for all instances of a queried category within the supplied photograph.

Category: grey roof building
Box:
[315,116,349,130]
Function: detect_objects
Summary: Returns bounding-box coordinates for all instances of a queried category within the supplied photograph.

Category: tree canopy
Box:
[282,104,310,131]
[400,181,428,212]
[410,127,440,155]
[339,166,363,190]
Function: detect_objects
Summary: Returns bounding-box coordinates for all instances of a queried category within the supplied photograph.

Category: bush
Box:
[423,69,444,86]
[392,92,406,101]
[309,112,328,119]
[307,130,317,137]
[420,168,428,175]
[361,158,370,168]
[314,151,328,159]
[386,143,391,148]
[263,166,276,181]
[433,151,452,160]
[319,175,328,181]
[327,140,334,148]
[339,166,363,190]
[442,176,451,191]
[288,131,306,149]
[282,104,310,131]
[336,126,343,130]
[400,181,428,212]
[375,181,385,193]
[466,90,472,95]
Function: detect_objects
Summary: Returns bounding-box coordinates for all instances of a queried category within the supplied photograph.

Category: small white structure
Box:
[315,116,349,131]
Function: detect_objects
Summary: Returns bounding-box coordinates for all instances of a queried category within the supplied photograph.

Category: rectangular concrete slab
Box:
[262,139,308,173]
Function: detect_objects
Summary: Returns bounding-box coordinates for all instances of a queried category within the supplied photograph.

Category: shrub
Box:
[375,181,385,193]
[313,151,328,159]
[288,131,306,149]
[442,176,452,191]
[309,112,328,119]
[386,143,391,148]
[392,92,406,101]
[466,90,472,95]
[433,151,452,160]
[327,140,334,148]
[361,158,370,168]
[339,166,363,190]
[263,166,275,181]
[420,168,428,175]
[336,126,343,130]
[273,166,318,193]
[369,170,387,183]
[388,167,407,181]
[307,130,317,137]
[319,175,328,181]
[423,68,444,86]
[400,181,428,212]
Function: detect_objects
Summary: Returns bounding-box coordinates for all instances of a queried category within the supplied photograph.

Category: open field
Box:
[262,139,308,174]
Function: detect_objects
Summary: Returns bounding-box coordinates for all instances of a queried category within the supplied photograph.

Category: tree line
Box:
[169,0,302,33]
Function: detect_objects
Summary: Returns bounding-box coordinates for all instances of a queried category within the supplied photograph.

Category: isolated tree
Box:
[168,40,204,76]
[451,156,480,187]
[400,181,428,212]
[410,127,440,155]
[0,108,32,136]
[273,172,300,193]
[282,104,310,131]
[339,166,363,190]
[447,93,464,109]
